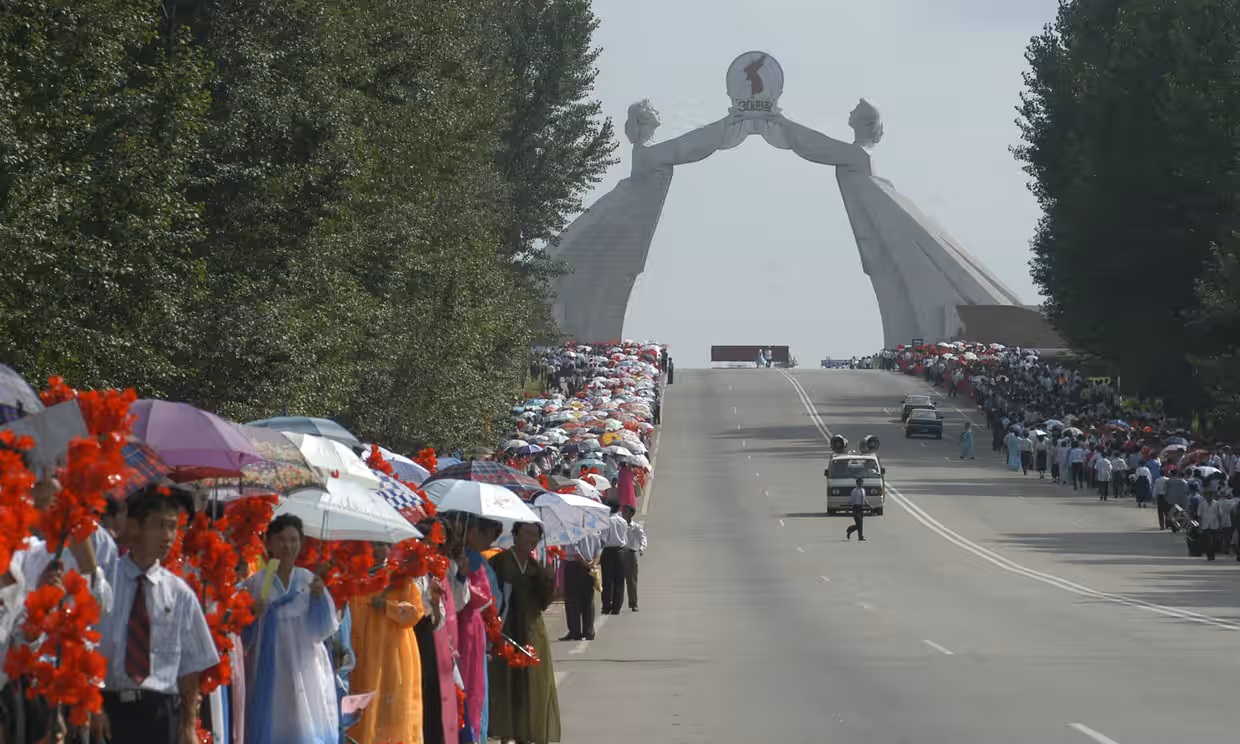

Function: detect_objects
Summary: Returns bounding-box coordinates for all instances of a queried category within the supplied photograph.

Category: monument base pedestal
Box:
[954,305,1063,349]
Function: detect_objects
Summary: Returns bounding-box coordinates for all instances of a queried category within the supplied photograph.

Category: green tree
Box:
[316,0,543,450]
[493,0,617,271]
[0,0,210,395]
[1194,240,1240,430]
[1015,0,1240,410]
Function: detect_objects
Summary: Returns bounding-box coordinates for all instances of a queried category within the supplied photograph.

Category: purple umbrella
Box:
[131,399,263,481]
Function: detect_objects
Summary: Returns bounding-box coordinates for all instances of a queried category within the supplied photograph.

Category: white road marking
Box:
[883,407,891,415]
[943,457,953,461]
[1069,723,1122,744]
[818,575,832,583]
[778,519,785,527]
[795,545,804,552]
[569,615,609,655]
[857,601,875,611]
[747,454,752,460]
[755,472,760,477]
[777,369,1240,632]
[728,384,733,391]
[762,489,770,498]
[742,440,747,447]
[555,671,569,685]
[922,639,954,656]
[732,406,737,415]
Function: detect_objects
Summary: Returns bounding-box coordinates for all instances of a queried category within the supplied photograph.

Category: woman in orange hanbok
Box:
[347,542,425,744]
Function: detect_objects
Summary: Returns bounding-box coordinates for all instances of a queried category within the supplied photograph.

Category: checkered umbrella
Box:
[107,441,171,500]
[0,363,44,425]
[421,460,547,500]
[375,471,428,524]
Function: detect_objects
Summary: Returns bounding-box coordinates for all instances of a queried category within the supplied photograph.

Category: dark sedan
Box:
[905,408,943,438]
[900,394,936,421]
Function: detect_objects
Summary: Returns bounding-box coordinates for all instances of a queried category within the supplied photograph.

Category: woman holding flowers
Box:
[242,514,339,744]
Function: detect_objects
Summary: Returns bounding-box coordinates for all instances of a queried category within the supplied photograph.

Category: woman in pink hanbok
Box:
[445,514,498,743]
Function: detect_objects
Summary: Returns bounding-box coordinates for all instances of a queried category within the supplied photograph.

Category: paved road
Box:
[553,369,1240,744]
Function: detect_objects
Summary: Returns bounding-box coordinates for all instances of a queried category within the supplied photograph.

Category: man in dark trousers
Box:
[845,478,867,541]
[667,357,675,385]
[599,501,629,614]
[560,531,601,641]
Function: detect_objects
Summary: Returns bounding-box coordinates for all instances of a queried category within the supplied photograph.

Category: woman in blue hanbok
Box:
[243,514,340,744]
[959,422,976,460]
[1004,429,1022,472]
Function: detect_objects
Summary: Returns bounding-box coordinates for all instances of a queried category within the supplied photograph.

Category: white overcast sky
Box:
[581,0,1058,367]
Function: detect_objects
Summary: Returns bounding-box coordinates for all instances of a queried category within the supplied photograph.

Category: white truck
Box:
[823,435,886,516]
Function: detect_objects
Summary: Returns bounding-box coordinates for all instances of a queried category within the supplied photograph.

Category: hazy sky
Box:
[580,0,1058,367]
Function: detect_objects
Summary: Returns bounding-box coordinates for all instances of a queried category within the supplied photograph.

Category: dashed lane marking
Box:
[1069,723,1121,744]
[818,575,832,583]
[795,545,804,552]
[922,639,954,656]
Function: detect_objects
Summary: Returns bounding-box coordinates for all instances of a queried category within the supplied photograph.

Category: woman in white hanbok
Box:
[243,514,340,744]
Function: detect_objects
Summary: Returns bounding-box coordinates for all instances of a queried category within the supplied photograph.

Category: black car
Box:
[905,408,943,438]
[900,394,936,421]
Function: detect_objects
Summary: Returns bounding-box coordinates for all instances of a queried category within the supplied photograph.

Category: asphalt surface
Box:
[552,368,1240,744]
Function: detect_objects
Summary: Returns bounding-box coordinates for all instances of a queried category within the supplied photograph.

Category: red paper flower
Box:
[0,432,39,575]
[42,434,129,555]
[414,448,438,474]
[297,539,388,605]
[481,602,540,668]
[4,570,106,726]
[222,495,277,568]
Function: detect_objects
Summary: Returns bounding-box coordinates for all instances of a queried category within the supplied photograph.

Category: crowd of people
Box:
[888,342,1240,561]
[0,339,665,744]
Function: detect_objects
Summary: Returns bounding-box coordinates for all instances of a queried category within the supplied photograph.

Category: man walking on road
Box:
[846,478,867,541]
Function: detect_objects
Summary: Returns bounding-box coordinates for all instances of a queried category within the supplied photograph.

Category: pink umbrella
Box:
[131,399,263,481]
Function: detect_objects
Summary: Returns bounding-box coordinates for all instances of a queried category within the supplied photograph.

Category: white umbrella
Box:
[625,454,652,470]
[422,479,540,526]
[567,479,603,501]
[364,444,430,485]
[278,481,422,542]
[581,473,611,491]
[495,492,609,548]
[287,432,374,481]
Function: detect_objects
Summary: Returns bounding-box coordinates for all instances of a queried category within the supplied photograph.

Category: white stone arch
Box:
[550,52,1025,347]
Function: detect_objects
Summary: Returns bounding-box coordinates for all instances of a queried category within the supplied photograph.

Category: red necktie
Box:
[125,575,151,684]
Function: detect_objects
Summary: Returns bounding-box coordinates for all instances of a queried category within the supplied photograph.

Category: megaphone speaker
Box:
[861,434,880,452]
[830,434,849,454]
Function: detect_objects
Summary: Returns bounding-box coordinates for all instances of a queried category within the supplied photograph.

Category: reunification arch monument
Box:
[550,51,1054,348]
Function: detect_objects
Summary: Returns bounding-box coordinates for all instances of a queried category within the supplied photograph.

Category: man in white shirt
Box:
[1153,472,1171,528]
[1069,445,1086,490]
[1094,452,1113,500]
[1109,454,1128,498]
[620,505,647,612]
[846,478,867,542]
[95,485,219,744]
[599,502,629,615]
[1197,491,1223,561]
